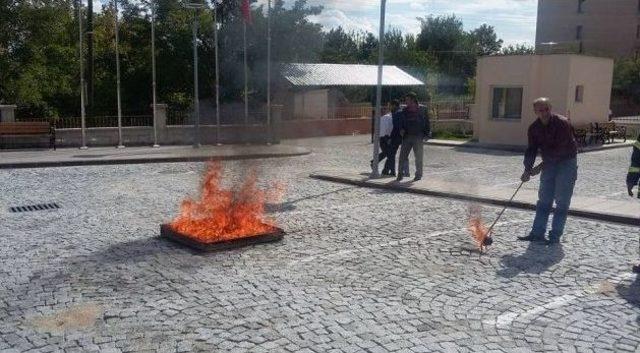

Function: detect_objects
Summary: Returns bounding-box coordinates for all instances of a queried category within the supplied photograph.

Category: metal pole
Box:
[192,7,200,148]
[87,0,94,113]
[115,0,124,148]
[78,0,88,149]
[243,21,249,126]
[372,0,386,178]
[266,0,272,144]
[213,5,221,145]
[151,0,159,147]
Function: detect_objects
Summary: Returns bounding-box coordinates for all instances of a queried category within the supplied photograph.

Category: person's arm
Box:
[422,106,431,138]
[522,128,538,182]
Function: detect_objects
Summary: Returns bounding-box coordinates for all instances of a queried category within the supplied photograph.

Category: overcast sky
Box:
[256,0,539,46]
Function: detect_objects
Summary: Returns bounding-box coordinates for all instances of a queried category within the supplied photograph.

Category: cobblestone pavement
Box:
[1,136,639,353]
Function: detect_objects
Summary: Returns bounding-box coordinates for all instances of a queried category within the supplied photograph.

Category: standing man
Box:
[626,133,640,198]
[518,98,578,245]
[397,92,430,182]
[371,100,398,175]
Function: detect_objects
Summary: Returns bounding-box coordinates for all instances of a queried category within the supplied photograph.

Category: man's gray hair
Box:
[533,97,552,108]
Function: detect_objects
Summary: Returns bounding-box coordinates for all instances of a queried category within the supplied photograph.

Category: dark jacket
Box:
[390,110,403,145]
[626,134,640,188]
[524,114,578,172]
[399,105,431,138]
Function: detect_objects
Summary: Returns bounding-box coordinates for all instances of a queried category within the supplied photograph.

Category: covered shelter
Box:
[277,63,425,120]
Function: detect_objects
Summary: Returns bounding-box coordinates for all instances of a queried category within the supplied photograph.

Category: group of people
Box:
[372,95,639,272]
[373,92,431,182]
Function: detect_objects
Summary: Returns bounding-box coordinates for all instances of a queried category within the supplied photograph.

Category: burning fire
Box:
[468,217,489,252]
[468,206,490,252]
[170,161,281,243]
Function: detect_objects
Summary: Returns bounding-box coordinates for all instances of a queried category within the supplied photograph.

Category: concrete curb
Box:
[427,140,633,154]
[310,173,640,227]
[0,150,311,169]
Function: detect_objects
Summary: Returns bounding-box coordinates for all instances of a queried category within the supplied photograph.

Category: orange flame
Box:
[170,161,281,243]
[468,217,489,252]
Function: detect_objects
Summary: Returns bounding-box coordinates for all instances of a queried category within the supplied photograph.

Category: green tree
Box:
[613,57,640,104]
[500,44,535,55]
[470,24,503,56]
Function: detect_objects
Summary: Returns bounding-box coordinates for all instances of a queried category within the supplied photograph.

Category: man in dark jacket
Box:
[626,134,640,198]
[518,97,578,245]
[397,92,431,182]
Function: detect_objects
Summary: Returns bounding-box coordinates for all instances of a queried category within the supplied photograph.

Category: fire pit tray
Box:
[160,224,284,251]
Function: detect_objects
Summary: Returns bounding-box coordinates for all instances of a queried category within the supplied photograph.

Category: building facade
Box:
[472,54,614,146]
[536,0,640,58]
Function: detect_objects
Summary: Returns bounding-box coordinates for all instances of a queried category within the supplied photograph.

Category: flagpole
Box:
[266,0,272,144]
[192,6,200,148]
[151,0,159,147]
[115,0,124,148]
[372,0,386,177]
[78,0,88,149]
[243,20,249,126]
[213,4,221,145]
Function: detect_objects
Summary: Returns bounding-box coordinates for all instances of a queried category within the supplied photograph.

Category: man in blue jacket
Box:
[396,92,431,182]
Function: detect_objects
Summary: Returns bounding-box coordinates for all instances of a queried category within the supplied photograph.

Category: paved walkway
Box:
[2,135,640,353]
[310,171,640,226]
[0,144,310,169]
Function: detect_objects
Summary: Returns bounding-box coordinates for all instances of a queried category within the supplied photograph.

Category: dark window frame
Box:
[578,0,585,13]
[576,25,583,40]
[491,87,524,120]
[575,85,584,103]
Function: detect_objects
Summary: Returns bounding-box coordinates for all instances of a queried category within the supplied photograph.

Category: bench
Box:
[572,124,589,147]
[598,121,627,144]
[0,121,56,150]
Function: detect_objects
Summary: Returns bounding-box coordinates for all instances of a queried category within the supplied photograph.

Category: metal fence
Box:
[430,100,472,120]
[167,107,269,125]
[16,115,153,128]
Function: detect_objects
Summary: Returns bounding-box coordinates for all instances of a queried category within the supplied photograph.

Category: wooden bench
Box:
[599,121,627,144]
[572,124,590,147]
[0,121,56,150]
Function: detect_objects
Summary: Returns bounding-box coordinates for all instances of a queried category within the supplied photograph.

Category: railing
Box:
[431,100,472,120]
[167,108,269,126]
[16,115,153,128]
[333,105,372,120]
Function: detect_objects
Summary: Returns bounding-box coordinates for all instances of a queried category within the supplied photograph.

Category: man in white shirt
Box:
[371,100,400,176]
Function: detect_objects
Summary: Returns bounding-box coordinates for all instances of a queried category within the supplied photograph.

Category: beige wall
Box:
[293,89,329,119]
[473,54,614,146]
[536,0,640,58]
[565,55,614,124]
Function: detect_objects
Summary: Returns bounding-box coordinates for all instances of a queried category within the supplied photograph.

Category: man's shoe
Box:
[632,264,640,274]
[517,234,546,242]
[396,175,403,182]
[545,236,560,245]
[389,171,396,176]
[413,176,422,181]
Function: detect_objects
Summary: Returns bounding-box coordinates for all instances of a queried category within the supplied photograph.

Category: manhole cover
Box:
[9,203,60,213]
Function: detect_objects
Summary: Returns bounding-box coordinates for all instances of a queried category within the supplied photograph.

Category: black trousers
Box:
[375,136,397,173]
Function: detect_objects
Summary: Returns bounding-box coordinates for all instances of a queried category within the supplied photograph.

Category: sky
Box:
[98,0,539,46]
[262,0,539,47]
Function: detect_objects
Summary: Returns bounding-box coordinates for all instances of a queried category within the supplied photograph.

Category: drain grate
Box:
[9,203,60,213]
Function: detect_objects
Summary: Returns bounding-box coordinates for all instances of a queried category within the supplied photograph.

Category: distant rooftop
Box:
[281,63,424,87]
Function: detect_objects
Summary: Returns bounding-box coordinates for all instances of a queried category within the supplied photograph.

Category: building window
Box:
[576,25,583,40]
[578,0,585,13]
[575,85,584,103]
[491,87,523,120]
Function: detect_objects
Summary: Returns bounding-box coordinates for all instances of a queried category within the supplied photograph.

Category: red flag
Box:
[241,0,252,24]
